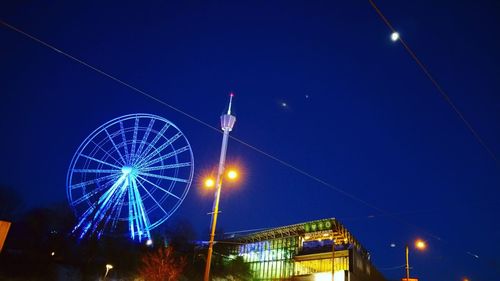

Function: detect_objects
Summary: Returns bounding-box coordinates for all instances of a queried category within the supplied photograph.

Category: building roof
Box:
[225,218,369,257]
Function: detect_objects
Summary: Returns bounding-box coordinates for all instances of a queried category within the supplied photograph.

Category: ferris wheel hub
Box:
[121,166,136,176]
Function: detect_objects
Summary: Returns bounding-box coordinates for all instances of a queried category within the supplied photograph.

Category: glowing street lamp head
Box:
[415,239,426,250]
[227,170,238,180]
[106,264,113,270]
[204,178,215,188]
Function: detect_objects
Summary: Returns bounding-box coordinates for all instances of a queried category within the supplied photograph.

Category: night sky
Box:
[1,1,499,280]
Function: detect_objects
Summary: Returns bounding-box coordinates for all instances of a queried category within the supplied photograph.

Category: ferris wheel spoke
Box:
[137,132,183,167]
[131,178,151,239]
[75,175,126,233]
[130,117,140,162]
[103,181,129,232]
[75,204,96,225]
[72,182,111,205]
[87,177,128,235]
[119,121,130,163]
[136,179,169,216]
[90,140,123,166]
[136,123,170,162]
[128,177,135,239]
[72,169,120,174]
[137,172,189,184]
[139,162,191,173]
[138,145,190,168]
[137,175,181,200]
[104,128,127,165]
[135,119,155,161]
[110,184,127,231]
[70,174,118,189]
[128,178,145,239]
[92,176,126,219]
[97,174,126,205]
[80,154,122,170]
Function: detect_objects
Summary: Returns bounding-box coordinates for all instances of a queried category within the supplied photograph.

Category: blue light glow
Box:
[67,114,194,241]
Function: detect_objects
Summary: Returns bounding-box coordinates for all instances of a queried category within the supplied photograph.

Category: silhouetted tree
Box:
[0,203,75,280]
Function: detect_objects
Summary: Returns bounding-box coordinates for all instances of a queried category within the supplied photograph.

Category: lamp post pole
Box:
[405,245,410,280]
[203,94,236,281]
[403,239,426,280]
[103,264,113,281]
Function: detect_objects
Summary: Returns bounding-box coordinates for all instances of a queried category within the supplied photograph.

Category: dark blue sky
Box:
[1,1,499,280]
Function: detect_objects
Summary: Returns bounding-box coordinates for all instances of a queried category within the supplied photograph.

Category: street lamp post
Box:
[405,245,410,280]
[103,264,113,280]
[404,239,426,280]
[203,94,236,281]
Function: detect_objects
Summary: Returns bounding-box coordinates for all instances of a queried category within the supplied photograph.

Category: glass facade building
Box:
[224,218,386,281]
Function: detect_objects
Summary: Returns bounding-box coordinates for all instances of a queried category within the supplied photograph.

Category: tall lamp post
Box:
[405,245,410,280]
[203,94,237,281]
[103,264,113,280]
[405,239,426,280]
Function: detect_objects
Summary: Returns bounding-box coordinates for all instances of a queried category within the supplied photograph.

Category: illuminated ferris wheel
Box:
[66,114,194,241]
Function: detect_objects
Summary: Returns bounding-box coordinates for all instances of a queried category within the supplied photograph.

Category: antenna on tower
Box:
[227,92,234,115]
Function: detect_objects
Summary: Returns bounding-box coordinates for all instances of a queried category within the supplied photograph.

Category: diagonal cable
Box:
[0,19,472,246]
[368,0,499,166]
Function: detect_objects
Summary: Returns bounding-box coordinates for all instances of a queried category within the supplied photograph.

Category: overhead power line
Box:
[0,19,387,221]
[368,0,499,166]
[0,19,484,261]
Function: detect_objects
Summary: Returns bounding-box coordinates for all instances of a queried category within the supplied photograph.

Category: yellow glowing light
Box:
[106,264,113,270]
[314,272,345,281]
[415,239,426,250]
[227,170,238,180]
[204,178,215,188]
[51,251,55,256]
